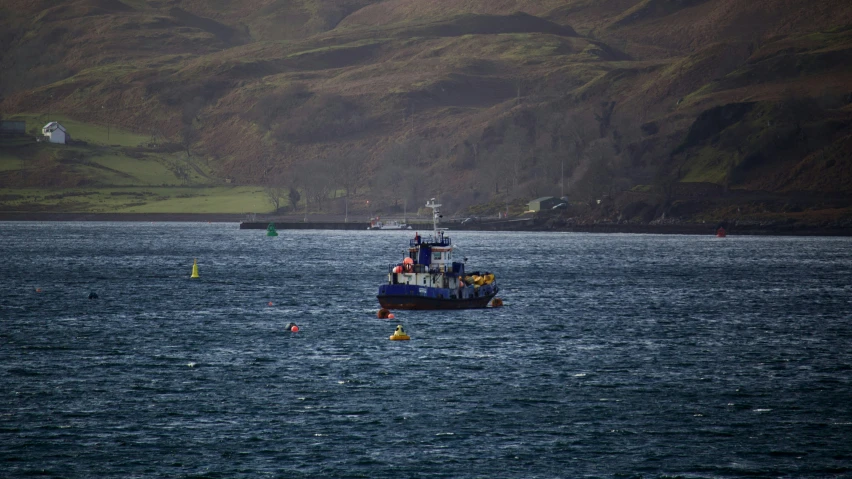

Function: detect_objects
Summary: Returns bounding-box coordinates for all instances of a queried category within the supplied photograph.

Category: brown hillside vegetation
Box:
[1,0,851,222]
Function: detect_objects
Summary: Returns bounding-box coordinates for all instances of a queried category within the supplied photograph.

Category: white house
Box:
[42,122,69,144]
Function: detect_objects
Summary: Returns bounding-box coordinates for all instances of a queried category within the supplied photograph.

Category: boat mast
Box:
[425,198,441,237]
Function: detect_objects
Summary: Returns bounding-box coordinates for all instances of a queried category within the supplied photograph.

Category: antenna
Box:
[425,198,442,237]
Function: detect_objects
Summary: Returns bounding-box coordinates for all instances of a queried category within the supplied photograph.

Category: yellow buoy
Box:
[190,258,200,279]
[389,324,410,341]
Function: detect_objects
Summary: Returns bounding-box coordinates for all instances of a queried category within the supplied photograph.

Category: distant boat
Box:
[368,217,412,230]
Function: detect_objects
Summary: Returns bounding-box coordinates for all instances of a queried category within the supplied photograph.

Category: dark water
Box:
[2,222,852,479]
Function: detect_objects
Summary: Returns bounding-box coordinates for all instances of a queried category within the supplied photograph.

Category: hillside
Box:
[1,0,851,224]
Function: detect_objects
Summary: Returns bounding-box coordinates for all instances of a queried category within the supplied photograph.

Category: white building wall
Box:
[47,130,66,144]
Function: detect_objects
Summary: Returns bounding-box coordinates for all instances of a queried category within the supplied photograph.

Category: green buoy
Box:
[266,222,278,237]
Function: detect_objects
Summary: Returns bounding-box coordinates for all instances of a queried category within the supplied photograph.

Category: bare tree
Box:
[375,138,423,209]
[501,124,529,193]
[332,147,368,220]
[334,147,367,198]
[179,96,204,159]
[263,183,287,213]
[299,159,333,210]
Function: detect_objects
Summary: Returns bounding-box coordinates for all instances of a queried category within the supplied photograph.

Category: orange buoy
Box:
[285,322,298,332]
[35,288,42,293]
[268,301,273,306]
[377,308,390,319]
[388,313,395,319]
[291,325,299,332]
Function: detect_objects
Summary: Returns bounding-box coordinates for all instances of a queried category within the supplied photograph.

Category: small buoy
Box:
[377,308,390,319]
[291,325,299,332]
[388,313,395,319]
[285,322,298,332]
[389,324,410,341]
[491,297,503,308]
[190,258,199,279]
[268,301,273,306]
[88,292,99,300]
[35,288,42,293]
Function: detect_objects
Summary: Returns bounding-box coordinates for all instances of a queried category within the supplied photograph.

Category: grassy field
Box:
[9,114,150,147]
[0,187,273,214]
[0,153,24,171]
[0,115,266,213]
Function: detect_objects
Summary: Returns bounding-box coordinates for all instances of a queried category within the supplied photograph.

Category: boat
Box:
[377,199,499,310]
[368,217,412,230]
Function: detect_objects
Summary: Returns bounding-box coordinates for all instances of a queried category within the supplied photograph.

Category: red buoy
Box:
[291,325,299,332]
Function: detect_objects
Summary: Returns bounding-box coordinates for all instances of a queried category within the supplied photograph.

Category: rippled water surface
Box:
[2,222,852,478]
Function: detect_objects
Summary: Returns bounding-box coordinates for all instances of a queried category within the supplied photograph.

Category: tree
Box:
[332,147,368,220]
[487,123,528,195]
[375,138,423,209]
[298,159,333,210]
[263,184,287,213]
[538,111,594,198]
[179,96,204,159]
[334,147,367,198]
[287,184,301,212]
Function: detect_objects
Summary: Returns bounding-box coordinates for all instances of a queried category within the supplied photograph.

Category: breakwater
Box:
[240,221,370,230]
[240,220,852,236]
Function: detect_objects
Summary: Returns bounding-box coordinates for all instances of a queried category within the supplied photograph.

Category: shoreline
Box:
[2,212,851,236]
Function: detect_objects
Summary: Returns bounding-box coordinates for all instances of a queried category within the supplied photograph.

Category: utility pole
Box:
[102,105,110,142]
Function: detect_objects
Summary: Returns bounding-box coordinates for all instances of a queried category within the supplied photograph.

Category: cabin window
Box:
[433,252,442,260]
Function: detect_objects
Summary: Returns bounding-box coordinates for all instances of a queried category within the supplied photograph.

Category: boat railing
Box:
[410,236,451,247]
[387,263,460,274]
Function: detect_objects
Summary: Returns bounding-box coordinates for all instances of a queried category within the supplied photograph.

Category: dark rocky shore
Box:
[2,212,851,236]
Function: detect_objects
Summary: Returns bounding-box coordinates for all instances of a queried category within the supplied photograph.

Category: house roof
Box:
[42,122,66,133]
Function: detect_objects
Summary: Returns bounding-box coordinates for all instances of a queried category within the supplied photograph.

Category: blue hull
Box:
[377,292,496,310]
